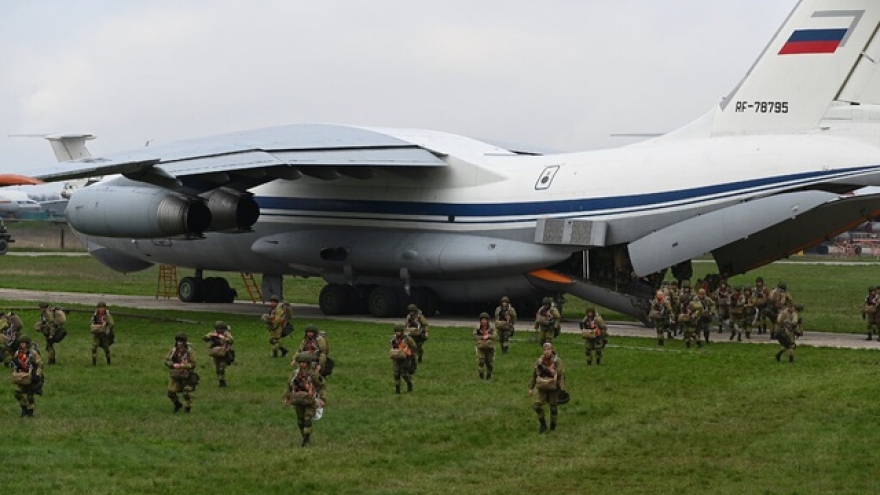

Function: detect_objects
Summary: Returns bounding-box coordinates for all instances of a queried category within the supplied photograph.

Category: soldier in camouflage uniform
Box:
[34,302,66,365]
[389,325,417,394]
[405,304,430,364]
[534,297,561,345]
[262,296,290,358]
[295,325,329,375]
[774,303,799,363]
[861,286,880,340]
[580,307,607,364]
[89,301,115,366]
[283,356,326,447]
[727,287,743,342]
[767,282,793,337]
[494,296,517,354]
[0,311,23,367]
[694,288,716,344]
[165,332,197,413]
[752,277,771,335]
[11,335,43,417]
[714,280,732,333]
[738,287,757,340]
[667,281,681,337]
[474,312,498,379]
[528,343,566,433]
[202,321,234,387]
[679,292,703,349]
[649,290,673,346]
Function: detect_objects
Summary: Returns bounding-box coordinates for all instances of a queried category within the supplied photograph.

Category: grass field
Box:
[2,308,880,495]
[2,258,880,493]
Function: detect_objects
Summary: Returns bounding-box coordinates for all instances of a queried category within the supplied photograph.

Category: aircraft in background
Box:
[0,189,43,218]
[22,0,880,320]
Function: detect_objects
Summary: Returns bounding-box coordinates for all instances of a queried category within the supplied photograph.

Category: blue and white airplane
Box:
[28,0,880,319]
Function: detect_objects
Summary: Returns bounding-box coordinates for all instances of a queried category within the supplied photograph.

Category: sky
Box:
[0,0,795,175]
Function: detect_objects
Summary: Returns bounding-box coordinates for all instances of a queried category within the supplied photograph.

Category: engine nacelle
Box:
[201,188,260,232]
[66,185,211,238]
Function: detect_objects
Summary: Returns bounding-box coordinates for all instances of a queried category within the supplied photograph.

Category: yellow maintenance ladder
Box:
[240,272,262,302]
[156,265,178,299]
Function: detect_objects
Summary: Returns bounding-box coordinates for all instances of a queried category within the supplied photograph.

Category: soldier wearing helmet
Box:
[580,307,607,365]
[474,312,498,380]
[11,334,43,417]
[89,301,115,366]
[752,277,771,334]
[165,332,197,413]
[262,295,291,358]
[295,324,330,376]
[283,354,326,447]
[774,302,799,363]
[769,282,794,337]
[679,290,703,349]
[0,310,23,367]
[649,290,673,346]
[494,296,518,354]
[389,324,417,394]
[861,286,879,340]
[404,304,429,364]
[695,288,717,344]
[737,286,757,340]
[202,321,234,387]
[534,297,561,345]
[528,343,567,433]
[34,302,66,365]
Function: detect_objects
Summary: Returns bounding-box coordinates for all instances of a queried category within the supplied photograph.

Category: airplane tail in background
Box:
[711,0,880,136]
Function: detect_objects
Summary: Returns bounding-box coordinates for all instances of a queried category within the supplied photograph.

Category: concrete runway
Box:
[0,287,877,351]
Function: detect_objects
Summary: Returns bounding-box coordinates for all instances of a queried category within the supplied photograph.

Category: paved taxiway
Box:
[0,287,877,351]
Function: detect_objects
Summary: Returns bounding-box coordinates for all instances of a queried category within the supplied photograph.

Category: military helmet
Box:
[174,332,188,342]
[407,304,418,312]
[500,296,510,303]
[269,295,279,302]
[682,280,691,288]
[870,286,877,292]
[38,302,49,308]
[585,307,595,315]
[393,324,406,333]
[97,301,107,308]
[698,288,706,296]
[556,389,571,405]
[214,320,227,330]
[670,280,679,287]
[479,312,490,320]
[18,335,31,345]
[542,297,552,305]
[777,282,787,290]
[756,276,764,283]
[305,324,318,334]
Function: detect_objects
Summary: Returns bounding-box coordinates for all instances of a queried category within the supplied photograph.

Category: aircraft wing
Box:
[30,123,448,192]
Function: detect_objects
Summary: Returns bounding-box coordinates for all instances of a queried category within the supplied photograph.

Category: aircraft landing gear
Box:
[318,284,439,317]
[178,273,235,303]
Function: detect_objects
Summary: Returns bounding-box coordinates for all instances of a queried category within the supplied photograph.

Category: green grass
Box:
[2,306,880,495]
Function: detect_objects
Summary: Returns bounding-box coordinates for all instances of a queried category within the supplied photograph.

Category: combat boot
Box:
[219,380,227,388]
[301,434,310,447]
[48,357,56,365]
[281,347,289,357]
[746,332,751,339]
[19,405,28,417]
[486,371,492,380]
[775,350,783,362]
[867,333,873,341]
[789,355,794,363]
[550,420,556,431]
[658,339,664,346]
[586,359,592,365]
[173,401,183,413]
[686,341,691,349]
[479,371,485,379]
[407,380,413,393]
[92,357,97,367]
[596,356,601,365]
[737,334,742,342]
[395,384,401,394]
[106,355,111,365]
[729,333,735,341]
[417,354,423,363]
[502,347,508,354]
[184,406,191,413]
[538,418,547,434]
[272,350,278,358]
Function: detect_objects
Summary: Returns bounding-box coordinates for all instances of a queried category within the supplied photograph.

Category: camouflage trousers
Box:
[584,338,602,364]
[167,378,194,408]
[211,356,228,381]
[533,388,559,423]
[295,403,317,435]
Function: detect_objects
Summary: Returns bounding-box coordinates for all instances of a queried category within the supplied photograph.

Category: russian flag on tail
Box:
[779,28,848,55]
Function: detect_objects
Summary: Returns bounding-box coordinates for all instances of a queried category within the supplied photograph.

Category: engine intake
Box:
[201,188,260,232]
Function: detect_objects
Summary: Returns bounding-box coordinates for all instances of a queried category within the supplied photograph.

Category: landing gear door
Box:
[535,165,560,190]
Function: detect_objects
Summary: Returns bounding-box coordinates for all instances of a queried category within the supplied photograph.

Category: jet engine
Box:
[66,185,211,238]
[201,188,260,232]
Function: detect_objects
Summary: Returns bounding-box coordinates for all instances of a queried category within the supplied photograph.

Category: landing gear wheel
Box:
[203,277,232,303]
[178,277,204,302]
[368,286,401,317]
[319,284,351,315]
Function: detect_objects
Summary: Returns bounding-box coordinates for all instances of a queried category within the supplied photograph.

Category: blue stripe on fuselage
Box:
[255,165,878,219]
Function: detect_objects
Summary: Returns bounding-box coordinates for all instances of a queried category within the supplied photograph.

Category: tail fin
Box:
[44,133,96,162]
[711,0,880,136]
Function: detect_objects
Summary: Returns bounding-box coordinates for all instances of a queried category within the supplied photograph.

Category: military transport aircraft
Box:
[24,0,880,320]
